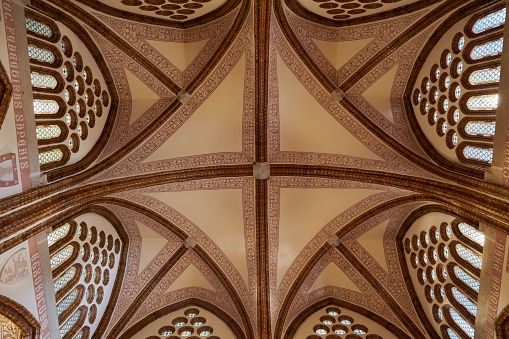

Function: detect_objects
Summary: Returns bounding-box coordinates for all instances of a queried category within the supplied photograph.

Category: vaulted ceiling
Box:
[2,0,509,338]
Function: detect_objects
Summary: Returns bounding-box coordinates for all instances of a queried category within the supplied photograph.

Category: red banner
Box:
[2,0,32,191]
[485,231,507,338]
[28,238,50,339]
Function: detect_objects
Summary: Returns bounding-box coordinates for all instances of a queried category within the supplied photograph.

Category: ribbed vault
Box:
[1,0,509,339]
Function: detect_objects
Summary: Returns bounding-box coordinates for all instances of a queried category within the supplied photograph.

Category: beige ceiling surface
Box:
[276,187,383,286]
[147,39,209,72]
[277,54,382,160]
[144,55,246,162]
[313,38,373,71]
[146,188,249,285]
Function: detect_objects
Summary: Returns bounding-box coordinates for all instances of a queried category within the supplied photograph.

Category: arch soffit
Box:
[283,297,411,339]
[0,295,41,339]
[117,298,247,339]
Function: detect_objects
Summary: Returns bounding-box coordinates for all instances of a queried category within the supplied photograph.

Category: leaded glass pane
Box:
[473,8,506,34]
[50,245,73,269]
[48,223,71,246]
[471,38,503,60]
[467,95,499,110]
[465,122,496,136]
[56,288,78,315]
[31,72,57,89]
[54,267,76,293]
[458,223,485,247]
[36,125,61,140]
[469,67,501,85]
[28,45,55,63]
[39,149,63,165]
[447,328,460,339]
[452,287,477,316]
[60,309,82,337]
[453,266,480,293]
[456,244,483,269]
[449,308,474,338]
[25,17,53,38]
[33,100,59,114]
[463,146,493,163]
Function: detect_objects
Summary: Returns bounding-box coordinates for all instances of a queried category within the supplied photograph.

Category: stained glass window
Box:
[455,244,482,269]
[471,38,503,60]
[28,45,55,63]
[458,223,485,246]
[463,146,493,163]
[50,244,74,269]
[469,67,501,85]
[39,149,63,165]
[56,288,78,315]
[60,308,82,337]
[452,287,477,316]
[465,122,496,136]
[48,223,71,246]
[449,308,474,338]
[33,100,59,114]
[447,328,461,339]
[31,72,57,89]
[472,8,506,34]
[453,266,480,293]
[25,17,53,38]
[54,267,76,293]
[36,125,61,140]
[467,95,499,110]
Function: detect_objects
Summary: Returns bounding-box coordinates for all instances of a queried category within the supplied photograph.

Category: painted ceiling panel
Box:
[277,187,383,286]
[144,54,245,162]
[124,68,161,125]
[136,220,169,272]
[165,263,216,293]
[308,262,361,293]
[356,219,390,272]
[362,64,398,124]
[147,39,209,72]
[277,53,382,161]
[313,38,373,71]
[146,188,249,285]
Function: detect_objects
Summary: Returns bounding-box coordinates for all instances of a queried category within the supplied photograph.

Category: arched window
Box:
[404,218,484,338]
[411,5,506,168]
[47,215,122,338]
[25,11,111,172]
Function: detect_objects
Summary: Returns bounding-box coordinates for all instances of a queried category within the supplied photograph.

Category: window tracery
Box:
[304,307,384,339]
[47,216,121,338]
[411,6,505,167]
[405,218,484,338]
[145,308,221,339]
[25,11,110,172]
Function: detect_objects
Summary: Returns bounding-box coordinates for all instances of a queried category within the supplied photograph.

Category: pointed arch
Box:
[117,298,247,339]
[0,295,41,339]
[283,297,411,339]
